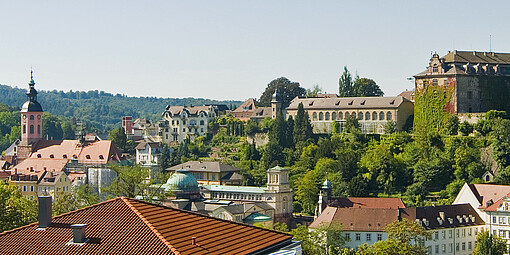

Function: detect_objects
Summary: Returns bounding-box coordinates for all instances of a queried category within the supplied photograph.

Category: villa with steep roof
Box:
[168,161,243,185]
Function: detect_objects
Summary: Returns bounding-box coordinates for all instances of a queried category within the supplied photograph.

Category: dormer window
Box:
[86,155,91,159]
[99,155,104,160]
[433,64,438,73]
[63,154,67,158]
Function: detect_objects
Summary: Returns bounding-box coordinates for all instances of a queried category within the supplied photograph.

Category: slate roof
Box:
[135,141,162,150]
[169,161,242,173]
[0,197,293,255]
[220,202,274,215]
[442,51,510,65]
[328,197,405,209]
[399,204,485,230]
[310,206,399,231]
[166,106,212,116]
[286,96,409,110]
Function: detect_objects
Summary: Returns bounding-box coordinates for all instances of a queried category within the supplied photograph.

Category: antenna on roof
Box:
[490,35,492,52]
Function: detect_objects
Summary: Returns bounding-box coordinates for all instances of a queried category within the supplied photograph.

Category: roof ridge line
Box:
[121,197,181,255]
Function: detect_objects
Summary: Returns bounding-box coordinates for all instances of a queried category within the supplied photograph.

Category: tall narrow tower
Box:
[20,70,43,146]
[271,88,282,119]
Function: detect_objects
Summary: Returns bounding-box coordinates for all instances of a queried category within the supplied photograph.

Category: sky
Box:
[0,1,509,100]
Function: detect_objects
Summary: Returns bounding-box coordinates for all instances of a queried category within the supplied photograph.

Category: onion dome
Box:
[21,70,43,112]
[165,169,199,193]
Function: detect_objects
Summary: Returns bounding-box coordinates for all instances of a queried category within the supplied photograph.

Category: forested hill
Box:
[0,84,242,131]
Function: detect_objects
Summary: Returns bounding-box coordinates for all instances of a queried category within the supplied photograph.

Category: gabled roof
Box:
[219,202,274,215]
[399,204,485,230]
[166,106,213,116]
[467,183,510,209]
[485,192,510,212]
[232,98,257,113]
[310,206,399,231]
[0,197,292,255]
[13,158,68,175]
[286,96,409,110]
[329,197,405,209]
[135,141,163,150]
[169,161,242,173]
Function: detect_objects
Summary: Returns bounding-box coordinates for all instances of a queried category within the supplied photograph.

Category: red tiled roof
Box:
[30,140,122,165]
[0,197,292,255]
[232,98,256,113]
[485,192,510,212]
[13,158,68,175]
[329,197,405,209]
[468,184,510,209]
[310,206,399,231]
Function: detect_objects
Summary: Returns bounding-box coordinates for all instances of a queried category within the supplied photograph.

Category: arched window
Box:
[365,112,370,120]
[23,125,26,134]
[345,112,349,119]
[325,112,330,120]
[358,112,363,120]
[29,115,34,120]
[372,112,377,120]
[30,125,34,134]
[338,112,343,120]
[37,125,41,134]
[332,112,336,120]
[433,64,438,73]
[432,79,438,86]
[387,112,392,120]
[313,112,318,121]
[379,112,384,120]
[319,112,324,120]
[200,120,204,125]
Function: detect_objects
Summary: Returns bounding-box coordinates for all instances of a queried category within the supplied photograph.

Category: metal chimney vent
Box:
[37,196,52,229]
[71,224,88,244]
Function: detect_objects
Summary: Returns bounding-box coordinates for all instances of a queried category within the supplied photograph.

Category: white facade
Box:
[135,142,162,166]
[343,231,388,249]
[486,196,510,252]
[424,226,483,255]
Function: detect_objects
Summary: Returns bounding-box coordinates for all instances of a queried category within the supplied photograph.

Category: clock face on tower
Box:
[23,115,26,119]
[37,115,41,119]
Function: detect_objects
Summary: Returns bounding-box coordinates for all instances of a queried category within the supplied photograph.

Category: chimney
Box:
[38,196,52,229]
[71,224,88,243]
[191,237,197,246]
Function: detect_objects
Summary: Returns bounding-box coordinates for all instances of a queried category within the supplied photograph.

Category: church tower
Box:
[266,166,293,225]
[20,70,43,146]
[318,179,332,215]
[271,88,282,119]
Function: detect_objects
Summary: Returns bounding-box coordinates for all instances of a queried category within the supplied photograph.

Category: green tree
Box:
[458,120,473,136]
[444,115,459,135]
[52,185,100,215]
[492,118,510,167]
[384,121,396,134]
[357,219,431,255]
[473,229,507,255]
[305,84,323,97]
[0,182,38,232]
[291,224,347,255]
[245,120,260,136]
[293,103,313,146]
[159,144,171,170]
[343,114,360,133]
[261,140,285,169]
[338,66,353,97]
[42,113,63,140]
[108,127,127,152]
[352,78,384,97]
[258,77,306,107]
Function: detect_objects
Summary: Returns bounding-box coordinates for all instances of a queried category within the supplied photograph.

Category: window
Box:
[22,185,27,192]
[345,112,349,119]
[372,112,377,120]
[462,242,465,251]
[379,112,384,120]
[30,125,34,134]
[200,120,204,125]
[30,115,34,120]
[355,233,361,241]
[434,231,439,240]
[345,233,350,241]
[468,241,472,250]
[442,244,446,253]
[493,216,497,224]
[442,230,446,239]
[386,112,392,120]
[468,228,472,236]
[38,125,40,134]
[365,112,370,120]
[366,233,371,241]
[240,114,243,118]
[432,79,438,86]
[183,121,186,125]
[433,64,438,73]
[325,112,330,120]
[456,229,459,238]
[377,233,382,241]
[435,245,439,254]
[30,186,34,192]
[449,230,453,239]
[462,228,466,237]
[500,216,506,225]
[332,112,336,120]
[338,112,343,120]
[23,125,26,134]
[313,112,317,121]
[358,112,363,120]
[456,242,459,251]
[319,112,324,120]
[449,243,453,253]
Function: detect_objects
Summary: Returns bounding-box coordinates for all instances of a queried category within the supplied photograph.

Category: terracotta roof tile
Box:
[329,197,405,209]
[29,140,122,165]
[0,197,292,255]
[310,206,399,231]
[469,184,510,209]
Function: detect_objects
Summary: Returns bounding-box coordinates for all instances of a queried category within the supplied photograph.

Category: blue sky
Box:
[1,1,508,100]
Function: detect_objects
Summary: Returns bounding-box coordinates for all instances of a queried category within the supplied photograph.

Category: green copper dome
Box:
[165,169,199,193]
[322,179,332,189]
[244,213,272,223]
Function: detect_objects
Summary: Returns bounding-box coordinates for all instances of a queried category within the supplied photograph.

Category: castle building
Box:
[414,50,510,114]
[285,95,414,134]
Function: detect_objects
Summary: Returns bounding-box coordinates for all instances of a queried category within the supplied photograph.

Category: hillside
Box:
[0,84,242,130]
